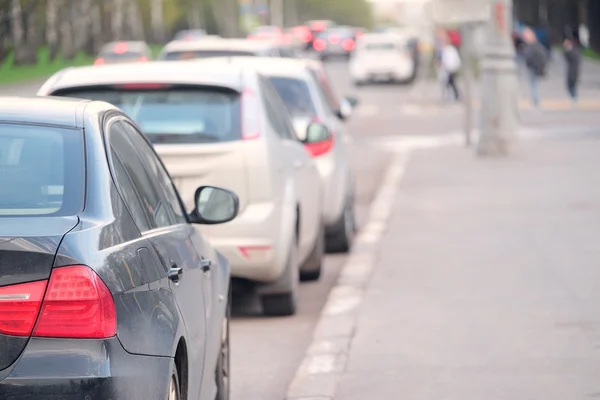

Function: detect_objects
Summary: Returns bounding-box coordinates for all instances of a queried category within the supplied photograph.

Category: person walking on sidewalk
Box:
[441,34,462,101]
[522,28,548,108]
[563,37,581,105]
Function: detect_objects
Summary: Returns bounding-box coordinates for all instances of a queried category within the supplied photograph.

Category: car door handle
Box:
[200,258,212,273]
[168,265,183,282]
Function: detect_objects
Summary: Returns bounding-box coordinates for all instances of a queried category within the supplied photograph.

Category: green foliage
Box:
[0,47,94,85]
[297,0,374,28]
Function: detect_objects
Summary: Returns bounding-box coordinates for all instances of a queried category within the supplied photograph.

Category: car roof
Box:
[0,96,94,128]
[161,38,276,54]
[41,61,247,94]
[201,56,313,79]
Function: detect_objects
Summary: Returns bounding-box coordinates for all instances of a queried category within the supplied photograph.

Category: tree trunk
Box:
[111,0,125,40]
[0,5,8,62]
[59,0,76,59]
[72,0,93,54]
[187,0,205,29]
[10,0,27,64]
[127,0,145,40]
[90,3,103,54]
[46,0,60,60]
[151,0,165,43]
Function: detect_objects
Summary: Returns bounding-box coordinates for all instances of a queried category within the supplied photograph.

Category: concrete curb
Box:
[285,152,409,400]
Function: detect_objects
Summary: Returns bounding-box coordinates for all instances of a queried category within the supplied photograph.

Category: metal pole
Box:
[270,0,284,27]
[461,23,475,147]
[476,0,518,156]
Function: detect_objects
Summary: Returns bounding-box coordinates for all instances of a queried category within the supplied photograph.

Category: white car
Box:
[201,57,358,254]
[157,38,285,60]
[350,33,415,85]
[37,61,325,317]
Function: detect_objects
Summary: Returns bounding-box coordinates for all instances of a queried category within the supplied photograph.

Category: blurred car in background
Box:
[158,38,296,60]
[94,41,152,65]
[306,20,336,48]
[0,96,236,400]
[247,25,285,42]
[313,26,357,61]
[209,57,358,254]
[38,61,325,317]
[288,25,314,50]
[173,28,208,40]
[350,33,415,85]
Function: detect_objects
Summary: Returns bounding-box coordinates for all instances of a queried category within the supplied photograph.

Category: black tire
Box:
[300,224,325,282]
[215,287,231,400]
[261,236,299,316]
[326,202,356,254]
[168,362,181,400]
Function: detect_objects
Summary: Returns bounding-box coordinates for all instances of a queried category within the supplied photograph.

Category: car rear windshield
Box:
[0,124,84,217]
[54,87,241,144]
[100,51,144,60]
[363,42,396,51]
[162,50,254,60]
[269,77,317,118]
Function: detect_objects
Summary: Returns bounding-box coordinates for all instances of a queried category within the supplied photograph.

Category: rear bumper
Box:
[350,61,414,82]
[198,201,290,283]
[0,337,172,400]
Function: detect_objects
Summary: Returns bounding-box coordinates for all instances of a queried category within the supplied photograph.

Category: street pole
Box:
[270,0,284,27]
[461,23,475,147]
[476,0,519,156]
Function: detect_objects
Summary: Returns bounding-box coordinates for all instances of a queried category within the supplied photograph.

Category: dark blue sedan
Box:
[0,97,237,400]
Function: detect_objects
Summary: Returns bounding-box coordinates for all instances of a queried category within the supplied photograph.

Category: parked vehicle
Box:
[94,41,152,65]
[0,96,237,400]
[289,25,314,50]
[38,61,325,316]
[313,26,357,61]
[158,38,293,60]
[174,29,208,40]
[350,33,415,85]
[209,57,357,254]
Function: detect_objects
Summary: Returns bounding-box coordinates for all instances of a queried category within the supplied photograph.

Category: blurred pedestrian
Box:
[522,28,548,108]
[563,37,581,105]
[441,34,461,101]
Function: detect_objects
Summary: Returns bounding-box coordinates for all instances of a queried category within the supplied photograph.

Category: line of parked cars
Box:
[0,30,359,400]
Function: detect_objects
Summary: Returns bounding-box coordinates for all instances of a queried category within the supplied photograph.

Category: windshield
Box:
[363,42,397,51]
[174,30,206,40]
[162,50,254,60]
[100,51,144,60]
[269,77,317,118]
[53,87,241,144]
[0,124,84,217]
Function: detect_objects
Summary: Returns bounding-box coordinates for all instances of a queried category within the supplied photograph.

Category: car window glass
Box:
[110,147,151,231]
[0,124,84,217]
[309,69,338,116]
[269,76,318,119]
[120,121,188,222]
[109,121,171,230]
[259,78,295,140]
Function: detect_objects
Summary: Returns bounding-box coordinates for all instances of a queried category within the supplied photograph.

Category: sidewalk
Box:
[335,138,600,399]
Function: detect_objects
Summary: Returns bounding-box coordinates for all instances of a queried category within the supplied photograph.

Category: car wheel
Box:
[168,363,181,400]
[215,287,231,400]
[326,201,356,254]
[261,234,299,316]
[300,224,325,282]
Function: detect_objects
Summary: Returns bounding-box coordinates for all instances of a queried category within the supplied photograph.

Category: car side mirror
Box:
[191,186,239,225]
[305,122,332,144]
[337,96,358,120]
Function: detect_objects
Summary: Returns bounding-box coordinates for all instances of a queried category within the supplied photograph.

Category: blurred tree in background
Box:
[0,0,372,67]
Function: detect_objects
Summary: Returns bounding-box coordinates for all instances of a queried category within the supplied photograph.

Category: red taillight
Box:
[342,38,355,51]
[0,280,47,336]
[241,88,261,140]
[313,39,326,51]
[138,56,148,62]
[94,58,105,66]
[305,136,334,157]
[33,265,116,339]
[329,34,341,44]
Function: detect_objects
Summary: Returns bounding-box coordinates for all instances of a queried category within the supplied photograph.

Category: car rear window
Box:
[53,87,241,145]
[162,50,254,60]
[363,42,396,51]
[100,51,144,60]
[269,77,317,118]
[0,124,84,217]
